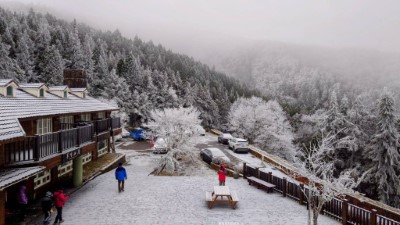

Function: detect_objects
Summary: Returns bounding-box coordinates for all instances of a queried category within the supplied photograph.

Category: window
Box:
[34,169,51,190]
[37,118,53,134]
[58,160,73,177]
[60,116,74,130]
[82,152,92,165]
[63,91,68,98]
[39,88,44,97]
[97,139,108,157]
[81,113,91,122]
[97,112,105,119]
[6,86,13,97]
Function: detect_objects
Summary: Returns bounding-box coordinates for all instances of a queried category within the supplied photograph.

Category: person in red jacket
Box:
[53,188,69,225]
[218,164,227,186]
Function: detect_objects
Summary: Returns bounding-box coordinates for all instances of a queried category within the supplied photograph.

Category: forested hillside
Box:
[0,7,260,127]
[218,42,400,208]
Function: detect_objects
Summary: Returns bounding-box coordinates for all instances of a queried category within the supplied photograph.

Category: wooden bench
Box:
[206,191,214,208]
[247,176,276,193]
[230,191,239,209]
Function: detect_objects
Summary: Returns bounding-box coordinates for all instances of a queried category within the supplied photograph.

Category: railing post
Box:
[283,177,287,197]
[342,199,348,225]
[255,167,259,178]
[243,162,247,179]
[34,135,40,161]
[369,209,377,225]
[268,172,272,183]
[299,183,304,205]
[58,131,63,153]
[76,127,80,146]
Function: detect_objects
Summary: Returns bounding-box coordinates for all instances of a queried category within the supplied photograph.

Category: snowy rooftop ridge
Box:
[0,86,118,141]
[48,85,69,91]
[0,79,15,87]
[19,83,47,88]
[70,88,87,92]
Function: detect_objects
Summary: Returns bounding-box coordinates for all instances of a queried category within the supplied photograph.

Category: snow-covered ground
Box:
[57,141,338,225]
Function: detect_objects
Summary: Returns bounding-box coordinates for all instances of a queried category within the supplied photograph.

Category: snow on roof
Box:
[0,88,118,141]
[0,79,16,87]
[70,88,87,92]
[48,85,68,91]
[19,83,47,88]
[0,166,45,190]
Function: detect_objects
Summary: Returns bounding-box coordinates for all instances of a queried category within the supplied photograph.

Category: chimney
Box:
[63,69,87,88]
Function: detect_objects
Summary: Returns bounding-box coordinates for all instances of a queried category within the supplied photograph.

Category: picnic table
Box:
[206,186,239,209]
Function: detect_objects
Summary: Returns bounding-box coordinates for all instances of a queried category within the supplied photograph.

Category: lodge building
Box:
[0,70,122,225]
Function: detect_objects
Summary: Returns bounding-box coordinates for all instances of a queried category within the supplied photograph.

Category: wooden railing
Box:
[111,117,121,130]
[243,163,400,225]
[4,123,99,164]
[60,128,78,151]
[78,125,94,145]
[4,137,37,163]
[96,118,110,133]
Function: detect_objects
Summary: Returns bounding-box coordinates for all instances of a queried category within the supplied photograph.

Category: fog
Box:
[1,0,400,58]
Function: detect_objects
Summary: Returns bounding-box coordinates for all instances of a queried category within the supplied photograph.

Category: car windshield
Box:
[238,141,247,143]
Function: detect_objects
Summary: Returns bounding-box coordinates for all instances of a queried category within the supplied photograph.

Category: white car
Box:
[196,125,206,136]
[228,138,249,153]
[152,137,168,154]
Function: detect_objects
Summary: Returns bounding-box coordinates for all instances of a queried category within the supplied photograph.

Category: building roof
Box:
[70,88,87,92]
[0,88,119,141]
[0,79,16,87]
[19,83,47,88]
[48,85,68,91]
[0,166,45,191]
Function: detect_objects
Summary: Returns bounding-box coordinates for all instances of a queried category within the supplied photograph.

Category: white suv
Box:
[228,138,249,153]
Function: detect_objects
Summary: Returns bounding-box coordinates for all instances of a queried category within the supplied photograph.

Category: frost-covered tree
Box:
[0,40,24,80]
[229,97,296,161]
[15,31,34,82]
[362,88,400,207]
[147,106,202,174]
[38,45,64,85]
[297,135,359,225]
[67,22,85,69]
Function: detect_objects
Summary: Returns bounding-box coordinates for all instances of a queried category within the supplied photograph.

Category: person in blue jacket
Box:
[115,163,127,192]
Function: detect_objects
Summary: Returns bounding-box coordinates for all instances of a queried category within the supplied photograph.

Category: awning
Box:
[0,167,45,191]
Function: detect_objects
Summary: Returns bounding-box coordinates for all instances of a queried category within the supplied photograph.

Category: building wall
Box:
[0,144,4,167]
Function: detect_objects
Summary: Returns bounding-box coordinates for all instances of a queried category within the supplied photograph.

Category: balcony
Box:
[3,117,121,165]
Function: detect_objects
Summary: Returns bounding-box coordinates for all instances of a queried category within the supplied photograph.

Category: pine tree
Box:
[0,40,24,80]
[67,22,85,69]
[15,31,35,82]
[363,88,400,207]
[38,45,64,85]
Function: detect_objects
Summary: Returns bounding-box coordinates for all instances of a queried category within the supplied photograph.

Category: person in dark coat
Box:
[115,163,127,192]
[53,188,69,225]
[41,191,53,225]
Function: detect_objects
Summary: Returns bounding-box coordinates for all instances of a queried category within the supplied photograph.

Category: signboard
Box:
[62,148,81,163]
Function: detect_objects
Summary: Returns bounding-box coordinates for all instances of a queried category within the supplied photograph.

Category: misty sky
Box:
[2,0,400,58]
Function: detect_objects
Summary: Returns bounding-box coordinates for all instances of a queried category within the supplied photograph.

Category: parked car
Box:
[130,127,147,141]
[218,133,233,144]
[152,137,168,154]
[200,148,230,165]
[195,125,206,136]
[228,138,249,153]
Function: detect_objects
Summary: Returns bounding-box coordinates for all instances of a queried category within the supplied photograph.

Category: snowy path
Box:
[60,155,339,225]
